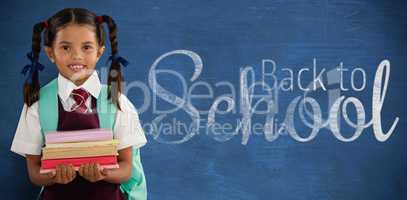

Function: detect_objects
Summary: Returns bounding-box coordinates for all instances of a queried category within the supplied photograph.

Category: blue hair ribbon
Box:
[107,53,129,67]
[21,52,45,84]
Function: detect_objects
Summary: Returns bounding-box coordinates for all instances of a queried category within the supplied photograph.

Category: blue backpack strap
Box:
[39,78,59,135]
[97,85,117,129]
[37,78,59,200]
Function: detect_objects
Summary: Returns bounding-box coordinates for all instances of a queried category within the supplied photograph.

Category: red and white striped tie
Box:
[70,88,90,113]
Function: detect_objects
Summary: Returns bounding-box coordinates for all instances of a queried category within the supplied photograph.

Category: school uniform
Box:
[10,71,147,199]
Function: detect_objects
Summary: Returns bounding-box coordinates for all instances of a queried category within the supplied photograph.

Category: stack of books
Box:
[40,128,119,174]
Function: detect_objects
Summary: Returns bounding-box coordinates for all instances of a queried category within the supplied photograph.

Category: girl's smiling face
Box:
[45,23,105,86]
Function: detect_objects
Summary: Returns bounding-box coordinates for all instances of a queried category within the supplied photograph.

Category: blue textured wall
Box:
[1,0,406,199]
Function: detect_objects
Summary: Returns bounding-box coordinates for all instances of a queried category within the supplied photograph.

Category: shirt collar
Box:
[58,71,102,102]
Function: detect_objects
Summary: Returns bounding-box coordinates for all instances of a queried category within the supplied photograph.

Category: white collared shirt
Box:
[10,71,147,156]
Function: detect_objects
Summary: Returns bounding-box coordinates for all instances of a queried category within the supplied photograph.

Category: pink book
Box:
[41,155,118,170]
[45,128,113,144]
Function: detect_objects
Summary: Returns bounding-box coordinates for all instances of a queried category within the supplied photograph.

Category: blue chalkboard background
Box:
[1,0,406,199]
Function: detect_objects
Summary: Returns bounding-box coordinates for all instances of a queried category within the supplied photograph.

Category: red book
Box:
[40,164,119,174]
[41,155,118,170]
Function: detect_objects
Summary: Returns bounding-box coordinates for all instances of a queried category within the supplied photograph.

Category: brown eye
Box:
[61,45,70,51]
[83,45,93,50]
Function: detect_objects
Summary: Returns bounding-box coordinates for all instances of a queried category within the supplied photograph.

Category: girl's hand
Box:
[78,163,108,182]
[47,164,76,184]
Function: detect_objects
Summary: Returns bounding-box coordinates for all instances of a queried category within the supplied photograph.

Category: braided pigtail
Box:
[22,21,47,106]
[100,15,129,111]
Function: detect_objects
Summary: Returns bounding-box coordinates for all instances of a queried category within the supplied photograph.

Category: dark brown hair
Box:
[24,8,123,110]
